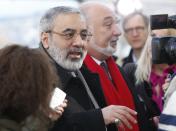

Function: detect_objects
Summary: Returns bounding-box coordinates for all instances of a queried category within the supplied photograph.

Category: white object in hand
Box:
[50,87,66,109]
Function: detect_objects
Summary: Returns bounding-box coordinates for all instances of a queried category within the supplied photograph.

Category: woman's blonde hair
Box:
[135,36,152,84]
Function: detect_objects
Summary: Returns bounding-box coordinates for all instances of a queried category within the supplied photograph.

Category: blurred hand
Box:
[101,105,137,130]
[49,99,67,121]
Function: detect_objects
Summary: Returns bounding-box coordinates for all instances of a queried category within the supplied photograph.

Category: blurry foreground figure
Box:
[0,44,66,131]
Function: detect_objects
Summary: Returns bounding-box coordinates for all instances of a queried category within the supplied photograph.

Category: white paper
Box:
[50,87,66,109]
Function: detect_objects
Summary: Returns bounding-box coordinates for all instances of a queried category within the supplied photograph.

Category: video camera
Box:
[151,14,176,30]
[151,14,176,64]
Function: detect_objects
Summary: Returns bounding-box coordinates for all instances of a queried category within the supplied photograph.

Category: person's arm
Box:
[51,96,137,131]
[158,91,176,131]
[50,96,106,131]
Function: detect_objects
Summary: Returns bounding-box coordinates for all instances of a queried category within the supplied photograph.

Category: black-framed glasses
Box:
[124,26,145,35]
[46,29,92,41]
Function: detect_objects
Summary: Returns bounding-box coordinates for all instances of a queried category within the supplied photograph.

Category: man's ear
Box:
[41,32,49,49]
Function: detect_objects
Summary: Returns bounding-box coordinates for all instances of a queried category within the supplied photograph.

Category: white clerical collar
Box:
[71,72,77,77]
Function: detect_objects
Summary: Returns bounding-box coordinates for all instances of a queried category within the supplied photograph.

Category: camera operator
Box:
[145,15,176,113]
[157,29,176,131]
[150,28,176,112]
[149,14,176,130]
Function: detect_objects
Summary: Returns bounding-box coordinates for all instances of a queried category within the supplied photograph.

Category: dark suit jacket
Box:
[39,44,116,131]
[50,64,117,131]
[81,62,160,131]
[122,49,134,67]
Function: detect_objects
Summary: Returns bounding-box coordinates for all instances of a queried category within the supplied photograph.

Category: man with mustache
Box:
[40,6,137,131]
[79,1,154,131]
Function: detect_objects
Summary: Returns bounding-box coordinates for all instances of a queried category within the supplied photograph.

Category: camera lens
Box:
[168,15,176,28]
[166,37,176,62]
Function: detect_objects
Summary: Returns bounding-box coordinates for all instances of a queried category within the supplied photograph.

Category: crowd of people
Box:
[0,1,175,131]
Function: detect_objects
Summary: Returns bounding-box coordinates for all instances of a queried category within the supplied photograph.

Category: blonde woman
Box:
[123,36,160,131]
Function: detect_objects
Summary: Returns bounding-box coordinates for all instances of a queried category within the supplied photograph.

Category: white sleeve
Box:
[158,91,176,131]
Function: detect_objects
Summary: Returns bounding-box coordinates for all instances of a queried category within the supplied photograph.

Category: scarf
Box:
[84,54,139,131]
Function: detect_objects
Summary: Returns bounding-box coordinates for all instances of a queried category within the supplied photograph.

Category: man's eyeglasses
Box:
[46,29,92,41]
[124,26,145,35]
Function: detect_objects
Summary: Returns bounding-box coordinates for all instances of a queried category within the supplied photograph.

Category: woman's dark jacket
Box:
[123,63,161,131]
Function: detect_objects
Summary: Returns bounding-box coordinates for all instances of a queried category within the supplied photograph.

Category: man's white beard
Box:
[47,42,87,71]
[90,42,116,57]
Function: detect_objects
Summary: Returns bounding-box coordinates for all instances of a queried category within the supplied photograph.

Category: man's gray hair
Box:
[122,11,149,30]
[39,6,81,33]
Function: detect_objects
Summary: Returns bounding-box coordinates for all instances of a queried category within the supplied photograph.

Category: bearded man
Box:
[40,6,137,131]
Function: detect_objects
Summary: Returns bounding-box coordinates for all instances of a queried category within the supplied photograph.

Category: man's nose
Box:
[131,29,138,36]
[112,24,121,36]
[72,34,85,47]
